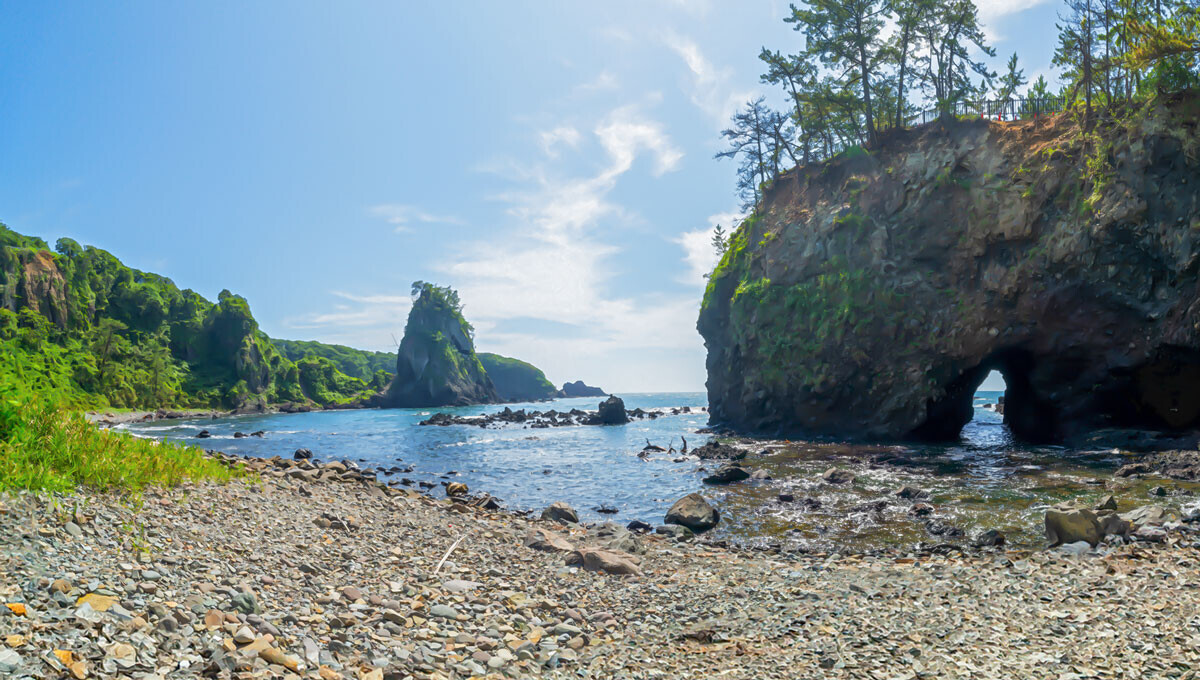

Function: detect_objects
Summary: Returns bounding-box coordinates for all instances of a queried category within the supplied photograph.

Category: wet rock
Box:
[664,493,720,533]
[626,520,653,533]
[597,396,629,425]
[972,529,1006,547]
[196,430,211,439]
[822,468,855,485]
[702,465,750,485]
[294,448,313,460]
[778,492,795,503]
[1115,462,1152,477]
[1095,494,1118,511]
[691,441,747,461]
[1045,508,1102,547]
[924,520,963,538]
[908,503,934,517]
[445,482,468,497]
[895,486,930,500]
[541,501,579,524]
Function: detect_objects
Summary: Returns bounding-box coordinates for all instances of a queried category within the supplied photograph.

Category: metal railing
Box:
[906,96,1069,127]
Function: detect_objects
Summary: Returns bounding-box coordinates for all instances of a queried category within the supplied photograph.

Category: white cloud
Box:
[430,105,703,388]
[368,204,465,233]
[538,125,582,158]
[662,31,756,126]
[594,107,684,177]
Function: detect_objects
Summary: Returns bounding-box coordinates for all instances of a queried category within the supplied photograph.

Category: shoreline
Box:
[3,453,1200,678]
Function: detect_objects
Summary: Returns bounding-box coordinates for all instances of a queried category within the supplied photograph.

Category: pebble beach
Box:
[3,454,1200,680]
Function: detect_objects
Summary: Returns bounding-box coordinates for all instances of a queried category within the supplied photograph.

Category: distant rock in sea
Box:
[559,380,606,398]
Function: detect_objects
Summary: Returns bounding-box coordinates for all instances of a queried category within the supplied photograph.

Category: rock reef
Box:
[700,94,1200,443]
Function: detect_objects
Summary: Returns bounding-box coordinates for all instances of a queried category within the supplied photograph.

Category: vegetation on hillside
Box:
[478,353,558,402]
[0,222,381,410]
[272,338,394,382]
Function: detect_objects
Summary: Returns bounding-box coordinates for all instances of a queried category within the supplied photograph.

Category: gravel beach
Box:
[3,455,1200,680]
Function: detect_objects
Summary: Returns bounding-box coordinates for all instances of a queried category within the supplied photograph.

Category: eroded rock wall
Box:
[699,94,1200,442]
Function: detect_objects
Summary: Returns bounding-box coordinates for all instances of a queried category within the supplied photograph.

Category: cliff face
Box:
[386,287,498,407]
[478,353,558,402]
[699,94,1200,443]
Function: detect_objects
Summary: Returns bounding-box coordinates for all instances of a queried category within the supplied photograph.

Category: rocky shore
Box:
[5,452,1200,679]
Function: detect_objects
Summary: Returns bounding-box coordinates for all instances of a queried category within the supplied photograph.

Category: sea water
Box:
[127,390,1190,550]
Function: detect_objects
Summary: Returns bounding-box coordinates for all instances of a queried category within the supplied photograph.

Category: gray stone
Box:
[664,493,719,533]
[541,501,579,524]
[430,604,459,619]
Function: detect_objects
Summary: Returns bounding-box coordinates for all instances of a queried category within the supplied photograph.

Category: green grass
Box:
[0,386,240,493]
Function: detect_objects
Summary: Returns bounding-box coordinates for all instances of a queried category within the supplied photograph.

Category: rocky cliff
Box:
[385,284,498,407]
[699,93,1200,443]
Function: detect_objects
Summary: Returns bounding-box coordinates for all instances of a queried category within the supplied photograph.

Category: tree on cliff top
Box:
[410,281,472,336]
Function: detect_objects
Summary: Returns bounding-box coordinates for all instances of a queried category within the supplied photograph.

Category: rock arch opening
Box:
[910,348,1058,443]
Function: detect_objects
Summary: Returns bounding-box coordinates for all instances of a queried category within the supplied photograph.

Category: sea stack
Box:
[385,282,498,408]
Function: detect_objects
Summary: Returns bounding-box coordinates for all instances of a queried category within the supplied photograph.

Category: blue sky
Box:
[1,1,1061,391]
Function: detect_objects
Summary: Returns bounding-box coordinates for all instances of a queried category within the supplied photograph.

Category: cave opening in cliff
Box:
[911,348,1058,443]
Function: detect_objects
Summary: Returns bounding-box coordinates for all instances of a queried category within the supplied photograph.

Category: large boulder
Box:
[524,528,574,553]
[698,97,1200,444]
[665,493,720,533]
[1045,508,1102,547]
[541,501,579,524]
[565,548,642,576]
[596,396,629,425]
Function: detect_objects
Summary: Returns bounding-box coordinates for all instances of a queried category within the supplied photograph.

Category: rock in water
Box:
[698,98,1200,443]
[702,465,750,485]
[559,380,607,397]
[596,396,629,425]
[445,482,468,497]
[664,493,719,533]
[822,468,855,484]
[1045,508,1102,547]
[541,501,579,524]
[382,283,499,408]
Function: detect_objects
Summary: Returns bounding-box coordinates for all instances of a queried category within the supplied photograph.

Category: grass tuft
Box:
[0,385,240,493]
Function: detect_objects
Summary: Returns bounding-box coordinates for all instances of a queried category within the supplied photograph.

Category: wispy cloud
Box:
[662,31,755,126]
[368,204,465,233]
[538,125,582,157]
[434,104,699,384]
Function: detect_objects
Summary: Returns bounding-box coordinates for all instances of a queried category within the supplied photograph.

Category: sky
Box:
[0,1,1062,392]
